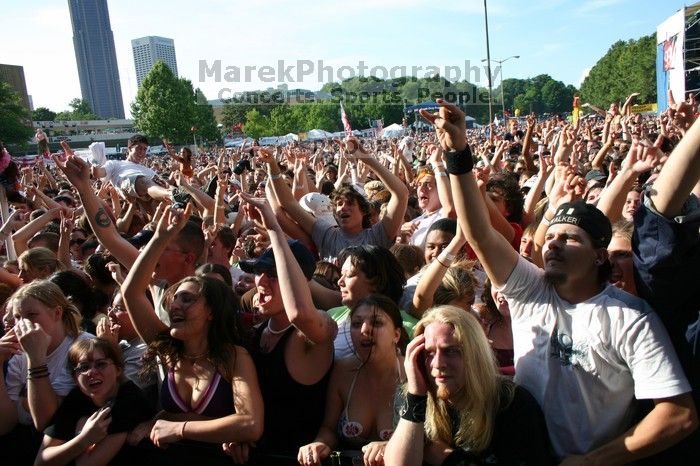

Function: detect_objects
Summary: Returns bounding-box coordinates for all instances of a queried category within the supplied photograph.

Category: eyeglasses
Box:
[107,305,126,314]
[70,238,87,246]
[74,359,114,375]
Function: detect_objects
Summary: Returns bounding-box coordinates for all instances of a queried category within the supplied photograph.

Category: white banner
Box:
[657,8,685,111]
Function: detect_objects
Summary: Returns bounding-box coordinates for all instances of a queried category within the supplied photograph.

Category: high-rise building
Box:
[132,36,178,87]
[68,0,125,119]
[0,64,31,111]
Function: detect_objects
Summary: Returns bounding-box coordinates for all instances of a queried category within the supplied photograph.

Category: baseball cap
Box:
[585,169,607,183]
[239,240,316,280]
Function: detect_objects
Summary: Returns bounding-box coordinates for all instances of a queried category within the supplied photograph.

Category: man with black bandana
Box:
[421,99,697,464]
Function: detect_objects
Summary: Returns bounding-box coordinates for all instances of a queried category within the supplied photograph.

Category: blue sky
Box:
[1,0,681,116]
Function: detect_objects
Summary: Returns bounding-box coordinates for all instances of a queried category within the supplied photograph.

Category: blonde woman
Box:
[385,306,553,466]
[17,247,63,283]
[0,280,91,462]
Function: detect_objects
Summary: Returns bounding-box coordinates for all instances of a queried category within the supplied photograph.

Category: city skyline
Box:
[2,0,683,118]
[68,0,125,118]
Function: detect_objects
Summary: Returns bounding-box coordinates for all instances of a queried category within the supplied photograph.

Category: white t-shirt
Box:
[6,332,93,425]
[497,256,691,458]
[409,208,447,250]
[102,160,156,187]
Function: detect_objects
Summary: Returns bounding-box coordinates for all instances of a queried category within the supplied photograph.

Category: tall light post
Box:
[483,0,493,125]
[482,55,519,121]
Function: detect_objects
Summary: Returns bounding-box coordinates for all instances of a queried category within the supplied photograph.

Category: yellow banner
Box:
[631,103,658,113]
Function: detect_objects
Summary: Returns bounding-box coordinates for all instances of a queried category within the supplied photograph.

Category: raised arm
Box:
[427,145,455,218]
[120,206,193,343]
[241,193,337,345]
[11,207,60,256]
[346,136,409,241]
[258,148,317,237]
[412,224,466,317]
[53,144,139,269]
[420,100,518,288]
[650,102,700,217]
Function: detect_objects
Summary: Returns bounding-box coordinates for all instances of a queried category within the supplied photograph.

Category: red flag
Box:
[340,102,352,135]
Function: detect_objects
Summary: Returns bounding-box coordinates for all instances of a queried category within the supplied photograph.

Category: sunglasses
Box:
[70,238,87,246]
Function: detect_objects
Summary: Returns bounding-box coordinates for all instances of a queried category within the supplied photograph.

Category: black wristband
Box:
[442,449,479,466]
[400,393,427,423]
[444,145,474,175]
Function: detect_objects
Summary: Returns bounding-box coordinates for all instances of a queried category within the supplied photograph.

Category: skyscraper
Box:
[68,0,125,119]
[0,64,31,111]
[132,36,178,87]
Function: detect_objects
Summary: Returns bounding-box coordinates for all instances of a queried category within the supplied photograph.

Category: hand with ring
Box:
[297,442,330,466]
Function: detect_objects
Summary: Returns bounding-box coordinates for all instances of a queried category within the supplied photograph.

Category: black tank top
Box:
[251,323,332,455]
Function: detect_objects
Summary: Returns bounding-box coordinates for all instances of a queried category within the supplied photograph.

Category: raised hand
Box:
[240,191,278,231]
[155,202,193,239]
[53,142,91,189]
[419,99,467,152]
[96,318,119,345]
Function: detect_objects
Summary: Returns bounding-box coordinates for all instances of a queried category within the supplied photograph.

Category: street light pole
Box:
[482,55,519,122]
[483,0,493,125]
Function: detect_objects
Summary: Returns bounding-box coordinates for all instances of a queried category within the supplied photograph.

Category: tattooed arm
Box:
[53,152,139,269]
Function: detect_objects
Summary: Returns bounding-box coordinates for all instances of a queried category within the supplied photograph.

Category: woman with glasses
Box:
[34,338,152,466]
[0,280,91,463]
[120,204,263,463]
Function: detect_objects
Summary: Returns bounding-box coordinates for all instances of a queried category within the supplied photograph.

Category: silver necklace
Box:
[266,320,293,335]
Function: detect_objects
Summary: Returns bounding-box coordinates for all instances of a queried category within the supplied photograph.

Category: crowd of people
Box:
[0,92,698,466]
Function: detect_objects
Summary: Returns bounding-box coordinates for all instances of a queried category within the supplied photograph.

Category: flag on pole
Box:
[340,102,352,135]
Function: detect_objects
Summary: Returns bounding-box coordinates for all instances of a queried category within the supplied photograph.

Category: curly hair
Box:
[331,184,372,229]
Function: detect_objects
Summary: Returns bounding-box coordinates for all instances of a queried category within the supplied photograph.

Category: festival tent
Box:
[307,129,334,140]
[381,123,406,138]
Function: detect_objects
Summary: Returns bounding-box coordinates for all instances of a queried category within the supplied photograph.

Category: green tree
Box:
[193,88,219,142]
[32,107,56,121]
[243,109,270,139]
[0,81,33,146]
[580,34,656,107]
[131,61,195,143]
[55,98,99,120]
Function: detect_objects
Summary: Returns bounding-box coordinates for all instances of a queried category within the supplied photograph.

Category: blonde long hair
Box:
[415,306,512,452]
[9,280,81,337]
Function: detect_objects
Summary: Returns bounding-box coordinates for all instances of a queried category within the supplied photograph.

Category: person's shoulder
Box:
[595,285,652,315]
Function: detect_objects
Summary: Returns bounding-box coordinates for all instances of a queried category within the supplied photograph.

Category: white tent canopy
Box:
[307,129,334,140]
[381,123,406,138]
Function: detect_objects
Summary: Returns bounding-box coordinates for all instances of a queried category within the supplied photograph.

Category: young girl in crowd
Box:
[121,204,263,464]
[34,338,152,465]
[0,280,91,463]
